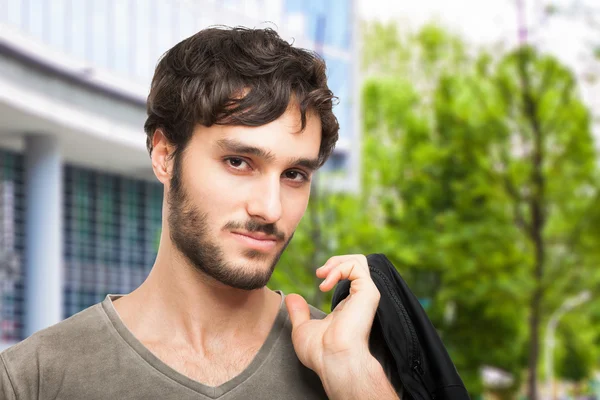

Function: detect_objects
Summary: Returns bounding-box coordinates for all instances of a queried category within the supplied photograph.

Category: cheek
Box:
[186,171,239,218]
[282,189,310,229]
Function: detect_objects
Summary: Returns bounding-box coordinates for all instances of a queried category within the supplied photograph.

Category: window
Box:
[0,150,25,342]
[63,165,163,318]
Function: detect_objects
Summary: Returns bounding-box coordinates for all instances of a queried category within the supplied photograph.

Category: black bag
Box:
[331,254,470,400]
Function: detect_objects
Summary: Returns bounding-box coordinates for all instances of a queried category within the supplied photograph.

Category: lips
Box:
[230,231,278,252]
[232,231,277,241]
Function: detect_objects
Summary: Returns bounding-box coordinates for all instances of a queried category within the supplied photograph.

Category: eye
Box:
[284,170,308,183]
[225,157,250,170]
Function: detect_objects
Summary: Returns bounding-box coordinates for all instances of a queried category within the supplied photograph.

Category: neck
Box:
[113,235,281,350]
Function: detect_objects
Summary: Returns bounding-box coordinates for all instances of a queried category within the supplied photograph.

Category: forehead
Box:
[191,107,322,160]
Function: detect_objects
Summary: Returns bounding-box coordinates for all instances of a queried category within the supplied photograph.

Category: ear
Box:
[150,129,173,185]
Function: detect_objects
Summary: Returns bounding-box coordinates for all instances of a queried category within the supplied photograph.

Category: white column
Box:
[350,0,361,194]
[24,134,63,338]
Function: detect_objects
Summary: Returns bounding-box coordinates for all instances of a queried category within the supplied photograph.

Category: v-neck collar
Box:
[101,291,287,398]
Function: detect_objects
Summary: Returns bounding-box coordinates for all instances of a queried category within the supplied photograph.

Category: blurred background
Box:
[0,0,598,399]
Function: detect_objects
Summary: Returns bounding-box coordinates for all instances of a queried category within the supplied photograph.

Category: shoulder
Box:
[2,302,107,360]
[0,303,109,392]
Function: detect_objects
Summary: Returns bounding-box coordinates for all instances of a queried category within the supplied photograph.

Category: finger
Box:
[285,294,311,330]
[319,258,375,294]
[316,257,344,278]
[316,254,366,278]
[321,260,380,339]
[319,267,343,291]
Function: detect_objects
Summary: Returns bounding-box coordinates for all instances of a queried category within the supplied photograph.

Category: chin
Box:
[227,253,276,277]
[227,253,277,281]
[221,266,275,291]
[241,248,275,261]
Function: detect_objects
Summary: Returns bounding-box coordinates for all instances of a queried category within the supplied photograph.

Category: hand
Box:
[284,254,381,379]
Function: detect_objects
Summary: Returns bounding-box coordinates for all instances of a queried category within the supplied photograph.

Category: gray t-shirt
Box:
[0,293,329,399]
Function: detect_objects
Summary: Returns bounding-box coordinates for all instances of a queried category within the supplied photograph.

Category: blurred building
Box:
[0,0,359,349]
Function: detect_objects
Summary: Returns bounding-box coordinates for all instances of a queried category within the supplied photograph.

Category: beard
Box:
[167,154,293,290]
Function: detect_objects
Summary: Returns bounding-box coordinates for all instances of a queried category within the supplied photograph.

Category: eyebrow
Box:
[288,157,320,172]
[216,138,320,172]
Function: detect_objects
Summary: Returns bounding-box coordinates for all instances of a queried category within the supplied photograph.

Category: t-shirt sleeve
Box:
[0,354,18,400]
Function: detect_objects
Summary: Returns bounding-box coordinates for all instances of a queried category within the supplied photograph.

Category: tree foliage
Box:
[556,315,597,383]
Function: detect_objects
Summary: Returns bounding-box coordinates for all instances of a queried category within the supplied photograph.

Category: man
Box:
[0,27,399,399]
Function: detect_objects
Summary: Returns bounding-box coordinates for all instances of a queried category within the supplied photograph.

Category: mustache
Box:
[224,220,286,241]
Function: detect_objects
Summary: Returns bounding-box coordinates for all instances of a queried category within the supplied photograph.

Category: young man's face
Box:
[166,106,322,290]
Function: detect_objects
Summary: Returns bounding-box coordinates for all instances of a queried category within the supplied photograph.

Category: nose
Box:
[246,175,282,224]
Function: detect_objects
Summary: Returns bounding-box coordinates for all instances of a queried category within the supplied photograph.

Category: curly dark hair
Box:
[144,26,339,167]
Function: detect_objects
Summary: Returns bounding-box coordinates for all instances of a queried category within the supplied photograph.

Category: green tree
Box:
[362,23,531,396]
[556,323,596,385]
[500,46,600,400]
[361,21,600,398]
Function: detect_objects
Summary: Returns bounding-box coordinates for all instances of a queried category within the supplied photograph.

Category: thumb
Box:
[285,293,310,330]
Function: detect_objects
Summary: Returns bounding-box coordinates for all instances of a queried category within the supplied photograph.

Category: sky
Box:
[357,0,600,115]
[358,0,521,44]
[356,0,595,47]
